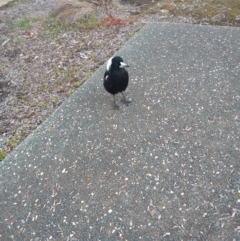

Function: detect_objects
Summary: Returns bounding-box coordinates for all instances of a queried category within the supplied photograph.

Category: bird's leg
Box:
[113,95,119,110]
[121,92,131,106]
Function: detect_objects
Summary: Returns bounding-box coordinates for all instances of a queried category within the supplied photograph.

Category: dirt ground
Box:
[0,0,240,160]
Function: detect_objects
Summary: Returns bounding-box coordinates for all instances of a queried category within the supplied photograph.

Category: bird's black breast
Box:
[103,68,129,95]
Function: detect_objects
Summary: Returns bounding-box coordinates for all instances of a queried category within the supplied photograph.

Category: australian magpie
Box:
[103,56,131,109]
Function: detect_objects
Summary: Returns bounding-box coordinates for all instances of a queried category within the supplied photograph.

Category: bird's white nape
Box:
[120,62,128,68]
[106,57,113,71]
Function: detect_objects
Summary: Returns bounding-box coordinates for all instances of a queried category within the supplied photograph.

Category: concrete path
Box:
[0,23,240,240]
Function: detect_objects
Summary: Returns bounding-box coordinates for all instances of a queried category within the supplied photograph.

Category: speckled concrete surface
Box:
[1,23,240,240]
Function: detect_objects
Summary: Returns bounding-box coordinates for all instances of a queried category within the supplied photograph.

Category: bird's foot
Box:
[121,98,131,106]
[112,95,119,110]
[121,93,131,106]
[113,103,120,110]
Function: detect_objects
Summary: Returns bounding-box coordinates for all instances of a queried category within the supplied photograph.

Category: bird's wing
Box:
[104,71,110,80]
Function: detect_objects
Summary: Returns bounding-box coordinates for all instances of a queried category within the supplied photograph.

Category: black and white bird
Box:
[103,56,131,109]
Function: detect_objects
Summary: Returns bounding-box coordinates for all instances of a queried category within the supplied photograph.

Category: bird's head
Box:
[106,56,130,71]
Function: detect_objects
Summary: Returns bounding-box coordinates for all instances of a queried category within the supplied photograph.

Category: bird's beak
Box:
[120,62,130,68]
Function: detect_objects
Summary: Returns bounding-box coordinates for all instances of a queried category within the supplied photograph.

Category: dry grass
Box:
[155,0,240,26]
[51,1,96,23]
[102,14,126,27]
[129,0,240,26]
